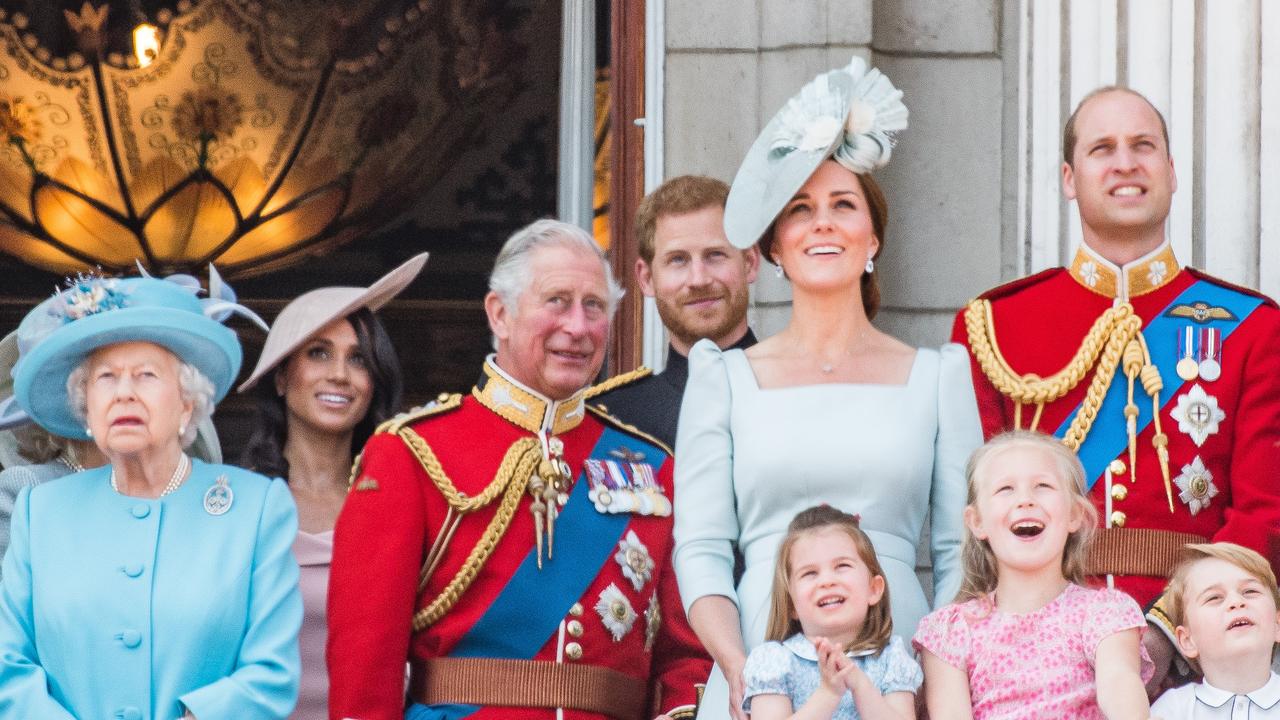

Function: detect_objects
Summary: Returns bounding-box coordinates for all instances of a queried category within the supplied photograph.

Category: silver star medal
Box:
[614,530,655,591]
[203,474,234,516]
[1170,384,1225,446]
[594,583,637,641]
[1174,456,1218,515]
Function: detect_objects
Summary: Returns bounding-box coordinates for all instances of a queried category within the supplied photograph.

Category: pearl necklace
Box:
[60,456,85,473]
[110,453,190,497]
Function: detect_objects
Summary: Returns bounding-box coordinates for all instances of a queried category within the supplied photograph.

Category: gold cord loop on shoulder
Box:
[410,436,543,632]
[965,298,1172,496]
[965,299,1140,442]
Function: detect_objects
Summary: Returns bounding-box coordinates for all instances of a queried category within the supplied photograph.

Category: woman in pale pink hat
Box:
[238,253,426,720]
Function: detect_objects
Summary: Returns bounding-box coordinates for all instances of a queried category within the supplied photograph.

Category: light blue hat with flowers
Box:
[724,56,909,249]
[12,269,265,440]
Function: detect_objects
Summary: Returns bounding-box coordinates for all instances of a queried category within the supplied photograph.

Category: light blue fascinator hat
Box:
[724,56,909,249]
[11,267,267,441]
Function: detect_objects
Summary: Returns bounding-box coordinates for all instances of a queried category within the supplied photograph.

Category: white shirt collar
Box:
[1196,672,1280,710]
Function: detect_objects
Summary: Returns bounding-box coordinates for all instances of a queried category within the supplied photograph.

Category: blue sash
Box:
[407,426,666,719]
[1053,280,1264,489]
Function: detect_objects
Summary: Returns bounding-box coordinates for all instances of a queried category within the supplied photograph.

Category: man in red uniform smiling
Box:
[328,219,709,720]
[954,88,1280,683]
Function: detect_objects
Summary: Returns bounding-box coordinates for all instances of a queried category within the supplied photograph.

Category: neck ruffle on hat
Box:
[11,269,265,441]
[724,56,909,249]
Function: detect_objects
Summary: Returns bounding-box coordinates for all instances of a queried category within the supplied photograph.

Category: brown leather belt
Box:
[1086,527,1206,577]
[409,657,647,720]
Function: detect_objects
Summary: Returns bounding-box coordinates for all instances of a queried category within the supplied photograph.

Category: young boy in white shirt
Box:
[1152,543,1280,719]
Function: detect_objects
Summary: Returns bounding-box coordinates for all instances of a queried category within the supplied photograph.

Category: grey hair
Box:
[68,357,216,449]
[488,218,625,316]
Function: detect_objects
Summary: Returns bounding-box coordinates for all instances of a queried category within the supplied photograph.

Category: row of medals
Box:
[1175,326,1221,382]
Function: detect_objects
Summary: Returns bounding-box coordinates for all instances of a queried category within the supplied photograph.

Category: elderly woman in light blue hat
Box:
[671,58,983,719]
[0,325,225,576]
[0,274,302,719]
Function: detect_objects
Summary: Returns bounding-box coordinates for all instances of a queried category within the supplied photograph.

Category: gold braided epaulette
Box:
[346,393,465,491]
[584,366,653,399]
[585,404,673,457]
[376,393,464,435]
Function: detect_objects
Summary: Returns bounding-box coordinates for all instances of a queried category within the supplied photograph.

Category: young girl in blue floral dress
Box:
[740,505,920,720]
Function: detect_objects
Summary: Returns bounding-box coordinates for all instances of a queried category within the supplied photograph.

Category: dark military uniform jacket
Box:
[591,330,757,450]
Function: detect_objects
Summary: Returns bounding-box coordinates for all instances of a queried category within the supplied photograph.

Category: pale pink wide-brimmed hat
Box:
[238,252,428,392]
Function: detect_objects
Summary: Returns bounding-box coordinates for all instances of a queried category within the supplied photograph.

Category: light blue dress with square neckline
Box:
[673,339,981,720]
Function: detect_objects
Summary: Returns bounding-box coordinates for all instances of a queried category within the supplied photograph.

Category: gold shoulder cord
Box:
[584,366,653,400]
[965,299,1173,510]
[346,393,547,631]
[400,428,544,632]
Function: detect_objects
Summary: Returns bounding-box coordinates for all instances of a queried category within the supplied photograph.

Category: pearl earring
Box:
[865,258,875,274]
[774,263,784,279]
[179,424,187,439]
[85,427,92,438]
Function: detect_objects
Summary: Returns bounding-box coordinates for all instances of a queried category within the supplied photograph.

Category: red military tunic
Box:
[952,241,1280,607]
[327,358,709,720]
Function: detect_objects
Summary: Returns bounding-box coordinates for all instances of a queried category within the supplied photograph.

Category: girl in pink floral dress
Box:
[913,432,1154,719]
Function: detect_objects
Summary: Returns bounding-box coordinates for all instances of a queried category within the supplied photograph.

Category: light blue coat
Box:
[0,460,302,720]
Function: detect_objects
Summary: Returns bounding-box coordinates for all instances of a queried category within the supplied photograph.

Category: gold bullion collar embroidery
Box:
[473,355,587,435]
[1069,240,1179,300]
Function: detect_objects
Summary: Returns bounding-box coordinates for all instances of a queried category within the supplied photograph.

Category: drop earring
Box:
[774,264,784,279]
[865,258,875,274]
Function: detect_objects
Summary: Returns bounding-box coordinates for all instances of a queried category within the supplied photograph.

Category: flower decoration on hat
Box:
[723,56,909,249]
[57,275,127,322]
[769,56,908,175]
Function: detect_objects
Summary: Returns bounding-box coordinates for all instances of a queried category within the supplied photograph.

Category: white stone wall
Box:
[1020,0,1280,299]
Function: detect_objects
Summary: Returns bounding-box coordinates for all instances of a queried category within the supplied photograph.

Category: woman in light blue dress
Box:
[0,274,301,719]
[672,58,982,720]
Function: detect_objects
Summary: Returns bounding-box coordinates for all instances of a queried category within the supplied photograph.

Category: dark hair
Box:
[1062,86,1170,166]
[757,169,888,320]
[240,307,404,479]
[634,175,730,263]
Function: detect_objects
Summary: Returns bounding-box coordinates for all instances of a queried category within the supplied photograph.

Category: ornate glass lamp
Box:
[0,0,526,277]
